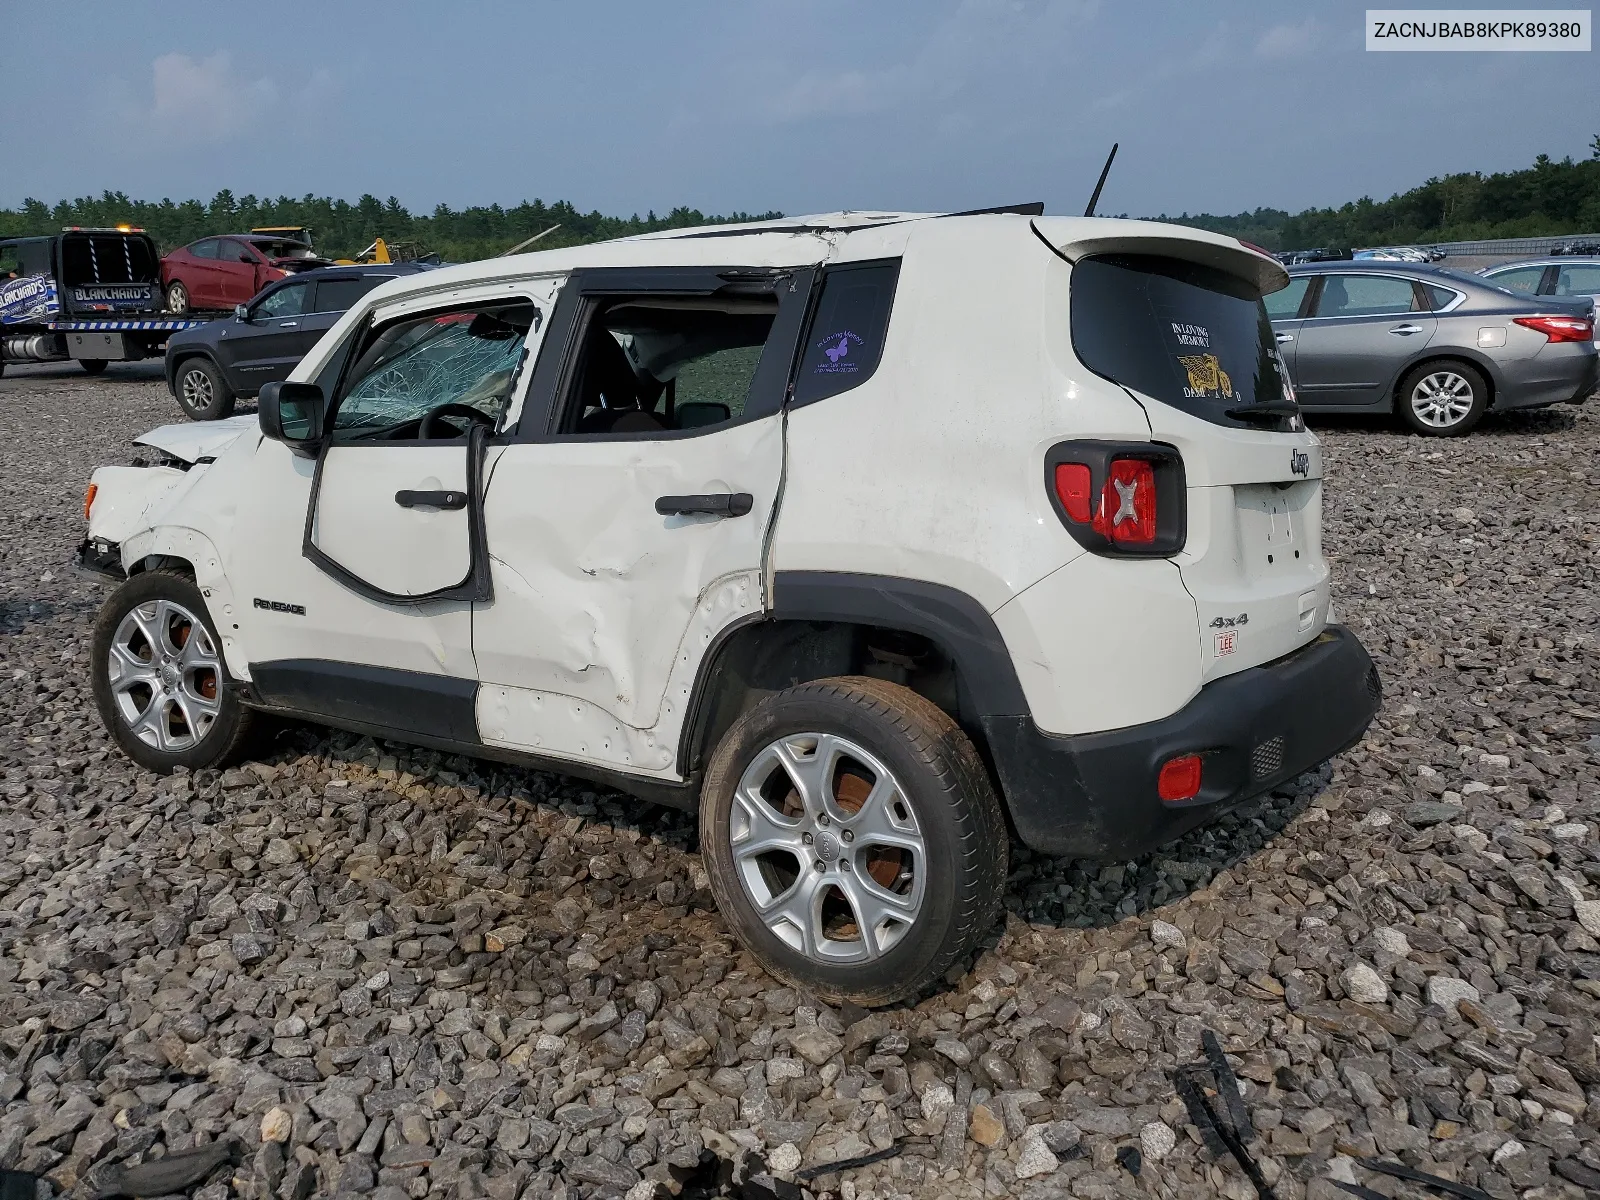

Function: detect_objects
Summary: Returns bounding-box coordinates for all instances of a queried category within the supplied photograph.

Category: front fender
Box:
[121,522,251,682]
[88,464,190,546]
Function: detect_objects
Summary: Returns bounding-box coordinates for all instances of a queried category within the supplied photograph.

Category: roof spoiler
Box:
[1030,217,1289,295]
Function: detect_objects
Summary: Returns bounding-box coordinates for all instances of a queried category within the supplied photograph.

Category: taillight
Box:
[1157,754,1203,802]
[1045,441,1186,557]
[1090,458,1156,545]
[1052,463,1093,523]
[1514,314,1594,343]
[84,483,98,519]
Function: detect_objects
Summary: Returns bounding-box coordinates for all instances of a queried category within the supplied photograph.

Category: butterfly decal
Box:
[824,336,851,364]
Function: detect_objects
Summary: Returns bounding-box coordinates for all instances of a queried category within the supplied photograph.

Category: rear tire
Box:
[79,359,108,375]
[166,281,190,315]
[1397,359,1487,436]
[91,569,255,774]
[174,357,236,421]
[699,676,1006,1006]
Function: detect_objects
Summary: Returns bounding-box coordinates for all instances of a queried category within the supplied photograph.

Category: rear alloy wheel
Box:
[700,677,1005,1005]
[166,281,190,315]
[91,569,254,773]
[175,357,235,420]
[1398,359,1487,436]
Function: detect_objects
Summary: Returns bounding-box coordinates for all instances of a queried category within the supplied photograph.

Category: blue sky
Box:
[6,1,1596,219]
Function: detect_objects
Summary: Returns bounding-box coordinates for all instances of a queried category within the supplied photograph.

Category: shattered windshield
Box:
[334,307,534,432]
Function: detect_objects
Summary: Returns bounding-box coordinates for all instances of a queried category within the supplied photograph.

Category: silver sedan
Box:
[1267,263,1598,435]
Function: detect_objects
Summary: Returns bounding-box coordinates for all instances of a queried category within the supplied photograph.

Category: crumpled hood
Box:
[135,415,256,463]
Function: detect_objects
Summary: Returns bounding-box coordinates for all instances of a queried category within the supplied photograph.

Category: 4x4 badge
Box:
[1290,449,1310,477]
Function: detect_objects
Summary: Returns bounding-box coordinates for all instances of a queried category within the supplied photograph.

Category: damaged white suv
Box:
[79,211,1380,1003]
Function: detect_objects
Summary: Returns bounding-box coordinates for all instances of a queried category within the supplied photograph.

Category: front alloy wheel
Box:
[107,598,222,751]
[91,569,254,772]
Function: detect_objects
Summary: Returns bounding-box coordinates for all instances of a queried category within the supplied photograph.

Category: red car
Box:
[160,235,327,313]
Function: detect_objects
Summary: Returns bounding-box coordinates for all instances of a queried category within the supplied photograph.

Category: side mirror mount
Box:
[234,303,251,322]
[258,381,325,457]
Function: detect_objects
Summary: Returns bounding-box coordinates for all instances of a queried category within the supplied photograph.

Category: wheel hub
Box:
[814,831,840,862]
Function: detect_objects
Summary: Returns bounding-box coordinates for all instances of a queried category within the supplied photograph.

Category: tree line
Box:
[1164,138,1600,251]
[0,192,783,261]
[5,137,1598,259]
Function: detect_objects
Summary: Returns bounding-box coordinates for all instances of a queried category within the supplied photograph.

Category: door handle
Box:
[655,493,753,518]
[395,489,467,510]
[277,321,299,328]
[1389,324,1424,335]
[1274,332,1295,343]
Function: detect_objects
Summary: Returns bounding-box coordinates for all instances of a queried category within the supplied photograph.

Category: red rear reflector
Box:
[1158,754,1203,802]
[1514,314,1594,344]
[84,483,98,519]
[1052,463,1093,523]
[1091,458,1157,544]
[1239,239,1272,257]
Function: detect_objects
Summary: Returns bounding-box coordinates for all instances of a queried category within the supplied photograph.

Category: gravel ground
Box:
[3,364,1600,1200]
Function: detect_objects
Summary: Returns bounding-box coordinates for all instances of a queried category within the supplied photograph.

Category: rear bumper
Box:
[985,624,1379,858]
[1493,347,1598,410]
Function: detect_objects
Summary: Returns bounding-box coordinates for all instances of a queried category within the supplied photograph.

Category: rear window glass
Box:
[59,234,158,284]
[791,260,899,407]
[315,276,391,312]
[1070,254,1287,424]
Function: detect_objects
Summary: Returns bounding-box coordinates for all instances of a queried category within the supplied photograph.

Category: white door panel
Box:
[226,438,477,675]
[474,417,783,761]
[310,445,474,596]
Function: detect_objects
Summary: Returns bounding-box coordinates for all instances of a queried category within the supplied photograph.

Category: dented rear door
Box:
[471,263,819,778]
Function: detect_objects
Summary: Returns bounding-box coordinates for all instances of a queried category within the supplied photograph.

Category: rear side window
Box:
[314,275,392,313]
[190,239,219,259]
[1070,254,1286,425]
[1422,284,1460,311]
[791,259,899,407]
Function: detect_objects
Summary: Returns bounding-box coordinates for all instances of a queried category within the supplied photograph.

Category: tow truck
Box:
[0,227,209,376]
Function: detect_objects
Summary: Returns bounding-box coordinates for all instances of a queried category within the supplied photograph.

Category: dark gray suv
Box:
[1268,262,1597,435]
[164,263,433,420]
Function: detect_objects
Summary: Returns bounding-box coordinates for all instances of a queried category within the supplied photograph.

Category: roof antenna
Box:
[1084,143,1118,217]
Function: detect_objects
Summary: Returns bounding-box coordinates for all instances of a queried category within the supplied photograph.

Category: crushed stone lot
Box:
[3,363,1600,1200]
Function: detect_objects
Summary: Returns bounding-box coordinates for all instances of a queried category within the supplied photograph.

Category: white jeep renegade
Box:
[79,211,1380,1003]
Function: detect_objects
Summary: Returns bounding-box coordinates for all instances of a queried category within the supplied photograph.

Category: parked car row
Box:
[1267,260,1596,434]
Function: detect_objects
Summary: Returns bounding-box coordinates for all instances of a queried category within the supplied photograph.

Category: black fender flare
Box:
[767,571,1029,720]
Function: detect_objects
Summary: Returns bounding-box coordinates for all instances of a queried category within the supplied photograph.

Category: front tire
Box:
[166,281,190,315]
[699,677,1006,1006]
[79,359,108,375]
[91,569,254,774]
[174,357,235,420]
[1398,359,1487,436]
